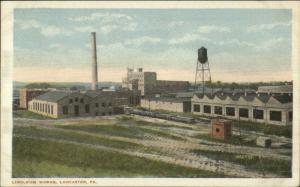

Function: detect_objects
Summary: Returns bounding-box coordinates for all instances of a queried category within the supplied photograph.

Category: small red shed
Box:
[211,119,232,140]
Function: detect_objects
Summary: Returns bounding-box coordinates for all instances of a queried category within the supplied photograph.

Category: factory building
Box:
[257,85,292,94]
[19,88,48,109]
[141,97,191,113]
[122,68,189,97]
[191,92,292,126]
[28,90,140,118]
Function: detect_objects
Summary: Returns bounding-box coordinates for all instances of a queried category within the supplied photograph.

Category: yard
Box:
[13,114,292,178]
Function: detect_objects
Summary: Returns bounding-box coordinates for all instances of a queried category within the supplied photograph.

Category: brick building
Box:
[19,89,48,109]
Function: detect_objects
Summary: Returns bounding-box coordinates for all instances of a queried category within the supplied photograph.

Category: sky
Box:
[13,9,292,83]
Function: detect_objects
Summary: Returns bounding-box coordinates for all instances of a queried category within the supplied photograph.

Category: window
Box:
[95,103,99,108]
[239,108,249,118]
[108,102,112,107]
[226,107,235,116]
[108,112,112,115]
[51,105,53,115]
[62,106,68,115]
[270,111,282,121]
[253,109,264,119]
[80,98,84,103]
[102,112,106,116]
[193,104,200,112]
[69,99,73,104]
[48,105,50,114]
[214,106,223,115]
[102,102,106,107]
[75,97,78,102]
[85,104,90,113]
[203,105,211,114]
[95,112,98,116]
[216,128,220,133]
[289,111,293,122]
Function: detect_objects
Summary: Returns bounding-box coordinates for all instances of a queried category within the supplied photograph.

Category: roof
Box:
[144,97,190,103]
[273,94,293,104]
[193,92,292,104]
[33,91,76,102]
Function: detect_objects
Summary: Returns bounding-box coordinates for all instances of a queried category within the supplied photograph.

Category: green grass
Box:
[195,133,257,147]
[14,126,142,150]
[192,149,291,177]
[233,120,292,138]
[13,136,227,178]
[55,122,185,141]
[13,110,52,120]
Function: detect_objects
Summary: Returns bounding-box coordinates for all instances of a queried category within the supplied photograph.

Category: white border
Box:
[1,1,300,186]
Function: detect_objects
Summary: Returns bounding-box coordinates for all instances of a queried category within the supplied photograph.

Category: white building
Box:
[191,92,292,125]
[122,68,189,96]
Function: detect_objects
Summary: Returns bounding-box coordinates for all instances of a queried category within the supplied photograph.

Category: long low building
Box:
[28,90,140,118]
[191,92,292,125]
[141,97,191,113]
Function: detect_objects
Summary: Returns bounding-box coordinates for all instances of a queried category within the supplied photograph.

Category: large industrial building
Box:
[140,97,191,113]
[191,92,292,125]
[122,68,189,96]
[28,90,140,118]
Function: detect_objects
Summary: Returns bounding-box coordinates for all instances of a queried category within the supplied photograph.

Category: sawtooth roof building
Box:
[191,92,292,125]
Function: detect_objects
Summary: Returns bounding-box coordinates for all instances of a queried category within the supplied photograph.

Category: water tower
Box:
[194,47,211,94]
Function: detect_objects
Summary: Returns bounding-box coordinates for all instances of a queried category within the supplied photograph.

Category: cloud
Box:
[246,21,291,32]
[213,39,255,48]
[124,36,161,46]
[74,26,95,33]
[253,37,286,51]
[168,21,185,27]
[197,25,231,33]
[16,19,73,37]
[169,33,210,44]
[72,13,137,35]
[69,13,133,22]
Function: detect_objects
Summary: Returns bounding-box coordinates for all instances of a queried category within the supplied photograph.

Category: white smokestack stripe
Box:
[91,32,98,90]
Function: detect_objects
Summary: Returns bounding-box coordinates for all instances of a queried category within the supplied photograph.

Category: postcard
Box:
[1,1,300,186]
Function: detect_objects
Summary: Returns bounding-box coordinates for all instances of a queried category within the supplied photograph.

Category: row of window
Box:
[95,102,112,108]
[69,97,84,104]
[32,102,53,115]
[62,104,90,115]
[193,104,292,122]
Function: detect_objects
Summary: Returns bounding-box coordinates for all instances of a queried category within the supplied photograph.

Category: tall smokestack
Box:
[91,32,98,90]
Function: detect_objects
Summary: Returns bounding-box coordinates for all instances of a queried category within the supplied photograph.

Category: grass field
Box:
[232,120,292,138]
[13,114,291,178]
[13,136,226,178]
[13,110,52,120]
[191,149,291,177]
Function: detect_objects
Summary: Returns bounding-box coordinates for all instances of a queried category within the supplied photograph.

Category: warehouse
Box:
[191,92,292,125]
[28,90,140,118]
[141,97,191,113]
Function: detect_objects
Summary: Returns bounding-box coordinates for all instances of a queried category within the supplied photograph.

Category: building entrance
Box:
[74,105,79,116]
